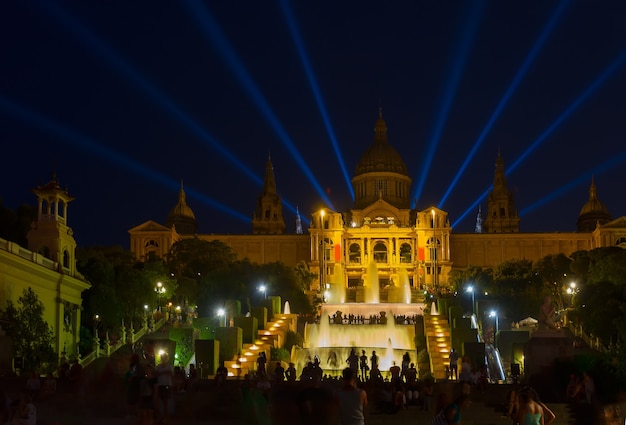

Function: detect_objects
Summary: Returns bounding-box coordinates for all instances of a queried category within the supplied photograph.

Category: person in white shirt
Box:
[155,353,173,423]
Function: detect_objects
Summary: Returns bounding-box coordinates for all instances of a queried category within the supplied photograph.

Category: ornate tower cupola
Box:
[577,177,612,232]
[252,155,286,234]
[166,181,198,235]
[27,171,78,274]
[484,152,520,233]
[351,108,412,210]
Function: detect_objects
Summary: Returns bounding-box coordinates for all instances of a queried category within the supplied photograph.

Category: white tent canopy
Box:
[519,316,538,326]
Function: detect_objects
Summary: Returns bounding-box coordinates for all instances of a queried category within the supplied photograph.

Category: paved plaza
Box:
[2,373,599,425]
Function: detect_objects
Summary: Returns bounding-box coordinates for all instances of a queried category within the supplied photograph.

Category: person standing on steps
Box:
[449,348,459,380]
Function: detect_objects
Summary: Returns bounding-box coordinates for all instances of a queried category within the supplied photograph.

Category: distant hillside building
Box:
[129,110,626,295]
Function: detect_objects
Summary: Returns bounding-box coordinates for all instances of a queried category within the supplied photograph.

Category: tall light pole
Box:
[466,285,475,316]
[217,308,225,327]
[259,284,267,300]
[489,310,499,335]
[320,209,325,296]
[431,209,436,291]
[155,281,166,311]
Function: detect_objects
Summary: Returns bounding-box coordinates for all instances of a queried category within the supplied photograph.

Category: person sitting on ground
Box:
[10,390,36,425]
[432,394,471,425]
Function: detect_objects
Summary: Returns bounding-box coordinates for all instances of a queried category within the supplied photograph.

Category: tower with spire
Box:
[166,181,198,235]
[475,205,483,233]
[252,154,286,234]
[484,152,520,233]
[295,207,303,234]
[27,171,78,275]
[577,176,612,232]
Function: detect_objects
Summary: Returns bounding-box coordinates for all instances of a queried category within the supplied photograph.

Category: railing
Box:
[78,315,165,368]
[565,322,607,352]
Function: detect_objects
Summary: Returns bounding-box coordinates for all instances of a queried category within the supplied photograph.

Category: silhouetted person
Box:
[335,367,367,425]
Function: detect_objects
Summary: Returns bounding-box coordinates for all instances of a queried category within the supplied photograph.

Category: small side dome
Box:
[577,177,611,232]
[166,181,198,235]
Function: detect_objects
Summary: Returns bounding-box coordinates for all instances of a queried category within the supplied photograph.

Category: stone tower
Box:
[252,155,286,234]
[484,152,520,233]
[27,172,78,275]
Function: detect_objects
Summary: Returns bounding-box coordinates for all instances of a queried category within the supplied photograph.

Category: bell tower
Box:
[484,152,520,233]
[252,155,286,234]
[27,172,78,275]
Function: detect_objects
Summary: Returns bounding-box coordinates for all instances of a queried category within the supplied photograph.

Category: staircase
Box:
[224,314,293,377]
[424,313,451,381]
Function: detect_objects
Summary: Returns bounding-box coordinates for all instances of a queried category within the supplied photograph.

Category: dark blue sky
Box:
[2,1,625,248]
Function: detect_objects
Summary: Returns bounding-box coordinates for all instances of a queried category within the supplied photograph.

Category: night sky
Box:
[2,1,626,249]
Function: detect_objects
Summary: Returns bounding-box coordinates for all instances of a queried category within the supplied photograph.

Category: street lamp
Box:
[217,308,225,327]
[431,209,436,290]
[489,310,499,335]
[566,282,578,307]
[466,285,475,316]
[155,281,166,311]
[320,209,325,295]
[258,284,267,300]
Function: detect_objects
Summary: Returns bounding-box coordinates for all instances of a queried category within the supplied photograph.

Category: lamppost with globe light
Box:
[320,209,326,297]
[155,281,166,312]
[217,308,226,327]
[489,310,499,335]
[466,285,475,316]
[431,209,436,290]
[566,282,578,307]
[259,284,267,300]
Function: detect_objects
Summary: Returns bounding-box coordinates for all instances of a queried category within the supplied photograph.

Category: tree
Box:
[166,238,235,279]
[492,259,540,297]
[0,288,57,374]
[534,253,574,310]
[447,265,493,294]
[77,246,176,337]
[587,247,626,286]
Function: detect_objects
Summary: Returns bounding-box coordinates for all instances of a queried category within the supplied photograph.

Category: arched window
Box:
[373,242,387,263]
[616,237,626,246]
[400,243,412,263]
[349,243,361,264]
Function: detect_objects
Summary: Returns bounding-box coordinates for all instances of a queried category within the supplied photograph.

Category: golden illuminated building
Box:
[0,174,90,365]
[129,110,626,296]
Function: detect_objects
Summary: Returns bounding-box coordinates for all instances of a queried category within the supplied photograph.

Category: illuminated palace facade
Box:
[129,111,626,296]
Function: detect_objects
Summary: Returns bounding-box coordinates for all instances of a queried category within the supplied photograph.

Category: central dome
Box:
[354,109,408,176]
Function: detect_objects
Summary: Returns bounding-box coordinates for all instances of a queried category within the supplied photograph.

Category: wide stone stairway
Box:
[424,312,451,381]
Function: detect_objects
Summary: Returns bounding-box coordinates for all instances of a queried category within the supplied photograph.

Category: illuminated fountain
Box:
[364,260,380,303]
[291,262,425,376]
